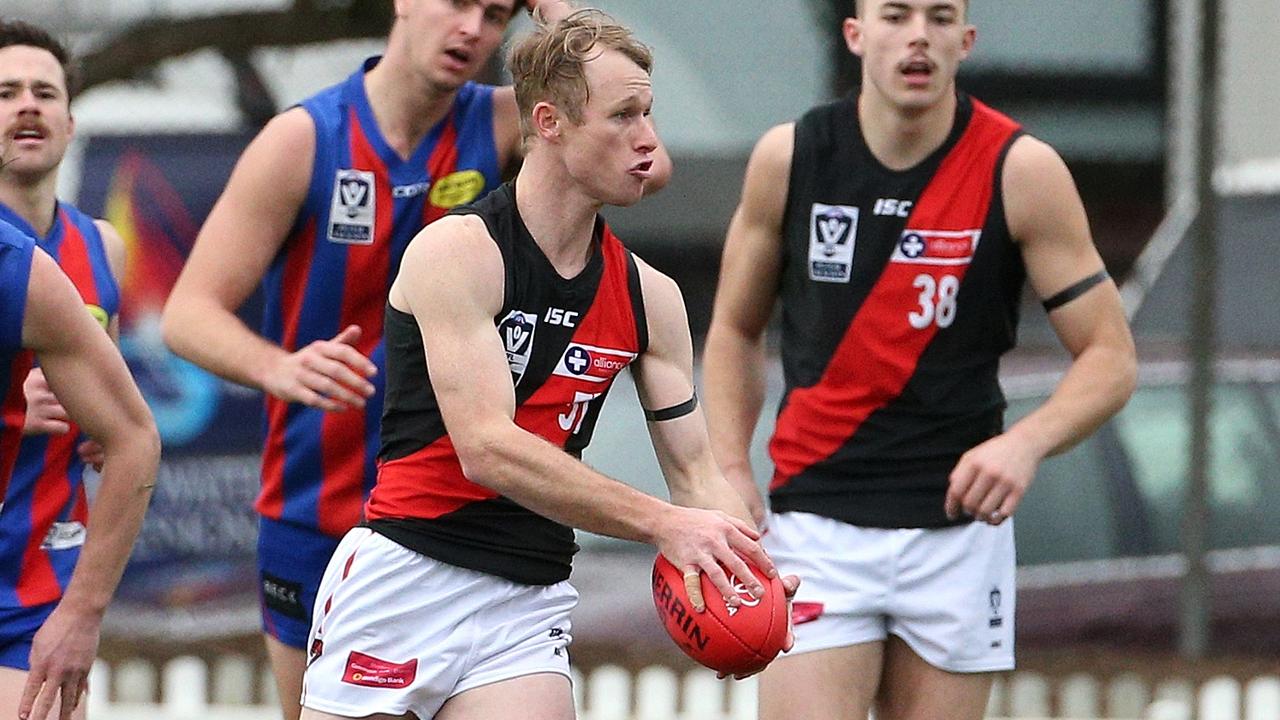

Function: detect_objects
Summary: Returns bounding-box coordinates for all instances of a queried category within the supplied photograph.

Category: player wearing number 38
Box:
[702,1,1137,719]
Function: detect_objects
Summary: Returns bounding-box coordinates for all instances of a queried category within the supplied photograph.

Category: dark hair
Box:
[854,0,969,17]
[0,18,79,100]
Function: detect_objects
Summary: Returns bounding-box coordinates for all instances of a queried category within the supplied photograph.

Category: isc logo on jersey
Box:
[553,343,637,384]
[328,169,376,244]
[498,310,537,384]
[808,203,858,283]
[890,229,982,266]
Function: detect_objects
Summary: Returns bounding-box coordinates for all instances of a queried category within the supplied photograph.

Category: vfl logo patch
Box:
[552,343,637,384]
[890,229,981,266]
[328,169,376,244]
[808,203,858,283]
[342,651,418,689]
[498,310,537,383]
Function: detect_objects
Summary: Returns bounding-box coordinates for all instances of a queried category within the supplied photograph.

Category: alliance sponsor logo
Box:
[891,229,981,266]
[552,343,636,383]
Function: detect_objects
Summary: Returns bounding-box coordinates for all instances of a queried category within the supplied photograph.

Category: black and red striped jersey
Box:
[368,182,648,584]
[769,92,1025,528]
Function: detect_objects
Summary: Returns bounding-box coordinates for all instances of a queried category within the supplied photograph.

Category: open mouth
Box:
[899,58,934,84]
[11,127,46,141]
[444,48,472,66]
[629,160,654,179]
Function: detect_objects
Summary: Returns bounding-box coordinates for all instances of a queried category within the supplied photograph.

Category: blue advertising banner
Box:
[76,134,265,640]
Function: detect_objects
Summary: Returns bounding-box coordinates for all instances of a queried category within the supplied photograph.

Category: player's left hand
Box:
[76,439,105,472]
[19,604,100,720]
[22,368,71,437]
[716,573,800,680]
[944,432,1040,525]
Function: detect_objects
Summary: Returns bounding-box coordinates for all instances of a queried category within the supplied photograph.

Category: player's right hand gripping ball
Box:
[651,554,788,676]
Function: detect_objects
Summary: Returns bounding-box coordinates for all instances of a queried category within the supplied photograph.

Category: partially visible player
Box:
[300,11,790,720]
[703,1,1137,719]
[0,225,158,720]
[159,1,667,717]
[0,19,157,720]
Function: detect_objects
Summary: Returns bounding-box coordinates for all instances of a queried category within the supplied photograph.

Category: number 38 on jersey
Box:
[889,229,982,331]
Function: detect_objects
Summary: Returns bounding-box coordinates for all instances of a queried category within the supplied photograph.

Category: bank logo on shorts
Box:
[342,650,418,689]
[808,203,858,283]
[552,342,637,383]
[328,169,376,244]
[890,229,982,266]
[498,310,537,383]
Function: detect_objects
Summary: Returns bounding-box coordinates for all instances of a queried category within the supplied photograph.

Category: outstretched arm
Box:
[161,108,376,412]
[945,136,1137,524]
[18,250,160,720]
[702,123,793,527]
[391,217,773,606]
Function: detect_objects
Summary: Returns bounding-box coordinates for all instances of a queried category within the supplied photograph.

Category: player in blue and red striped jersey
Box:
[159,2,670,717]
[703,2,1137,719]
[0,19,159,720]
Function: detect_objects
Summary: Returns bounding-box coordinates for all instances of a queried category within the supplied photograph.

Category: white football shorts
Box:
[300,528,577,717]
[764,511,1015,672]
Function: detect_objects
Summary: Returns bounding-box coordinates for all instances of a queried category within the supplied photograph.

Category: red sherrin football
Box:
[651,553,787,675]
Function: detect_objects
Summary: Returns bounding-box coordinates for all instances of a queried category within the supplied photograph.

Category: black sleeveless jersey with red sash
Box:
[770,92,1025,528]
[367,183,648,584]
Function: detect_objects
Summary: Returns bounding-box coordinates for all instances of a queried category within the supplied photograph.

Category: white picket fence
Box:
[86,656,1280,720]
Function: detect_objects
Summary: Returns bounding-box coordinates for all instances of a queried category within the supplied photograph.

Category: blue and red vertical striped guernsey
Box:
[257,58,503,537]
[0,204,119,608]
[770,93,1025,529]
[0,222,35,514]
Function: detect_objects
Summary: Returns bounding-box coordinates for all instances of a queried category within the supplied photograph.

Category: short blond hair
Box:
[508,8,653,138]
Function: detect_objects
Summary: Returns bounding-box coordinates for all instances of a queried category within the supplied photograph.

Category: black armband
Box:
[644,393,698,422]
[1042,270,1110,312]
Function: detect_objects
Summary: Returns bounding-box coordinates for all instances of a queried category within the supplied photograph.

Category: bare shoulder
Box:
[255,106,317,154]
[1002,135,1086,244]
[735,122,795,222]
[749,122,795,176]
[92,219,126,284]
[231,106,317,187]
[23,249,84,350]
[632,254,683,311]
[392,214,503,310]
[1003,135,1071,188]
[630,254,692,357]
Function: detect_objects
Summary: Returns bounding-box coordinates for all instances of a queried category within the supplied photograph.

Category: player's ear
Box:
[531,101,561,142]
[959,24,977,60]
[843,16,865,58]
